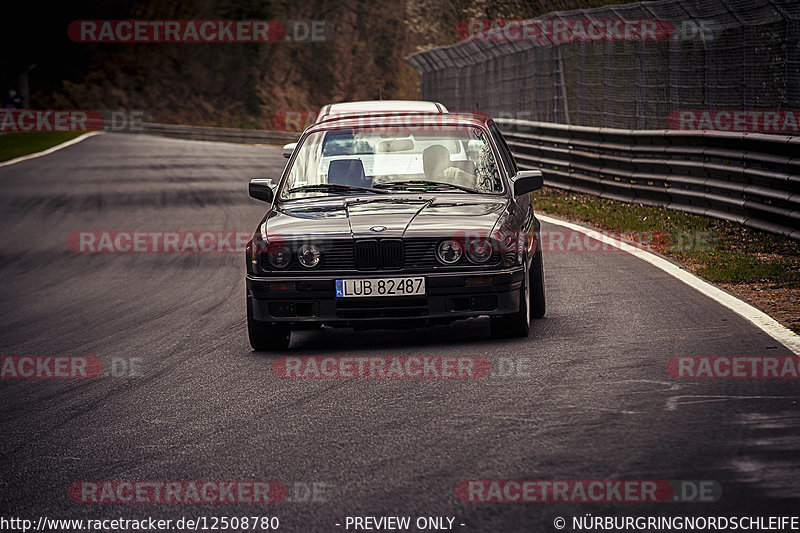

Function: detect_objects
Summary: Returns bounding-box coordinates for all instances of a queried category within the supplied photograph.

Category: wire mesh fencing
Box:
[407,0,800,132]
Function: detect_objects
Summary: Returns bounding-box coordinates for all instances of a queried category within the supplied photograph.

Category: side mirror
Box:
[249,178,275,203]
[282,143,296,158]
[512,169,544,196]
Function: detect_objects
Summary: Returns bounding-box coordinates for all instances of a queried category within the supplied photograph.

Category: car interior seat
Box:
[422,145,451,180]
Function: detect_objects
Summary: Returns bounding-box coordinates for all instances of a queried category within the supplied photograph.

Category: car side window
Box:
[489,121,518,176]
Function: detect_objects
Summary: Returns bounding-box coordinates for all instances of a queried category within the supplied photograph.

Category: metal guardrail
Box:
[135,123,299,145]
[496,118,800,240]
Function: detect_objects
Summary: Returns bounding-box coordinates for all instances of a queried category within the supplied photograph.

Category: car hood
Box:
[263,196,508,240]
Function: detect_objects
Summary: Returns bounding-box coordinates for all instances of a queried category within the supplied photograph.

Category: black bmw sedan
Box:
[246,107,545,350]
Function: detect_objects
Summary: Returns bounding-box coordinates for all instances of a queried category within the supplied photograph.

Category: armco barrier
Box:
[126,119,798,239]
[497,118,800,240]
[136,123,299,144]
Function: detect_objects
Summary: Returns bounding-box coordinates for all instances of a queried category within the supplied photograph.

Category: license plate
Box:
[336,277,425,298]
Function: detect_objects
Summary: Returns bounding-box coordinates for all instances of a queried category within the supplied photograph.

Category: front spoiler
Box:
[246,267,525,326]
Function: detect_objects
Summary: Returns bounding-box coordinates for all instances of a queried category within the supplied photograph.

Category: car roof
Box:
[306,110,492,135]
[316,100,448,123]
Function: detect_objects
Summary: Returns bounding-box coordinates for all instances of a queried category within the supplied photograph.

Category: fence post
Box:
[603,41,614,128]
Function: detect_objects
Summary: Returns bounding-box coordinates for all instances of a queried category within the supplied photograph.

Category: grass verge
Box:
[0,131,87,162]
[533,187,800,334]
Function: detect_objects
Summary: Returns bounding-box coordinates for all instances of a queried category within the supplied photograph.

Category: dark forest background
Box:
[2,0,632,128]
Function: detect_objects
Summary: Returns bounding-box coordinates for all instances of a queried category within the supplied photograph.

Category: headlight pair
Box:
[436,239,494,265]
[267,244,322,269]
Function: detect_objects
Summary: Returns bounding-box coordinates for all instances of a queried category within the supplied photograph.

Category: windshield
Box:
[279,126,503,199]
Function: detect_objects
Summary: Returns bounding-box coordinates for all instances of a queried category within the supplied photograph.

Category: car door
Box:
[488,120,535,259]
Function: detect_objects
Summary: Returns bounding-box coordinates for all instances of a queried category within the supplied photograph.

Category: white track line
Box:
[0,131,102,168]
[537,213,800,355]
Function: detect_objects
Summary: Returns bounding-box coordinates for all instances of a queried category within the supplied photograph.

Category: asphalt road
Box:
[1,133,798,532]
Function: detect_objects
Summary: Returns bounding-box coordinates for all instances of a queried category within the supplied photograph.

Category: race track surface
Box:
[1,133,798,531]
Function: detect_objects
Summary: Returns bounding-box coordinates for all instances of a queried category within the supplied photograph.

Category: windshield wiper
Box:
[374,180,478,193]
[286,183,388,195]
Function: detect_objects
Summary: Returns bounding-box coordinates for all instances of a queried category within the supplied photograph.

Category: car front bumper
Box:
[246,267,524,327]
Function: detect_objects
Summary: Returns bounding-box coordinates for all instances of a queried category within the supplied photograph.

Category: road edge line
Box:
[537,213,800,355]
[0,131,103,168]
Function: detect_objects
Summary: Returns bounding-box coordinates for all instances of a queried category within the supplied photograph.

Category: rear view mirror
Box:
[512,170,544,196]
[249,179,275,203]
[377,139,414,152]
[282,143,297,158]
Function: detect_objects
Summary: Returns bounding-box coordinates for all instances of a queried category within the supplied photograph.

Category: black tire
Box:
[490,260,531,338]
[247,297,291,351]
[531,249,546,319]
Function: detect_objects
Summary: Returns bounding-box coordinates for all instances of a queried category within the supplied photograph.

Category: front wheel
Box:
[490,262,531,339]
[247,297,291,351]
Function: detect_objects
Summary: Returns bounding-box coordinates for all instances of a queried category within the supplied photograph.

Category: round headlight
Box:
[297,244,322,268]
[436,239,463,264]
[267,246,292,269]
[466,239,494,263]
